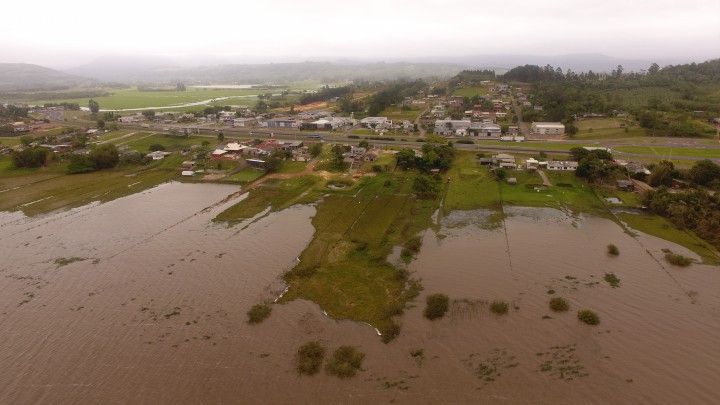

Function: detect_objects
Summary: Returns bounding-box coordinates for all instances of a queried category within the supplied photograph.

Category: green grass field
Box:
[379,106,422,122]
[224,167,265,184]
[619,213,720,265]
[614,145,720,159]
[452,86,488,98]
[36,87,262,110]
[116,133,211,152]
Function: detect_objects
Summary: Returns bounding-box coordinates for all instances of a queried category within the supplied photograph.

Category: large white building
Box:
[531,122,565,136]
[434,119,471,136]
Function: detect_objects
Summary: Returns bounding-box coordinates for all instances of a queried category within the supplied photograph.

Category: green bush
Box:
[423,294,449,320]
[149,143,166,152]
[665,252,693,267]
[246,303,272,324]
[379,321,401,343]
[607,244,619,256]
[549,297,569,312]
[296,341,325,375]
[490,300,509,315]
[577,309,600,325]
[604,273,620,288]
[326,346,364,378]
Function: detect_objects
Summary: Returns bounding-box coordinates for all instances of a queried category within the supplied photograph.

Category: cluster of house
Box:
[479,154,579,171]
[210,139,308,163]
[341,145,379,169]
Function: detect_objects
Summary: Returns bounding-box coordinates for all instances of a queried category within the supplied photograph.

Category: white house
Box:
[531,122,565,136]
[547,161,578,171]
[360,117,391,128]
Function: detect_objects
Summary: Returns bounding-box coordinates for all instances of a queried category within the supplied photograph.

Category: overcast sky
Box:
[2,0,719,67]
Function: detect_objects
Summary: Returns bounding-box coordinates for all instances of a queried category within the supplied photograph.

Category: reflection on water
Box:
[1,187,719,404]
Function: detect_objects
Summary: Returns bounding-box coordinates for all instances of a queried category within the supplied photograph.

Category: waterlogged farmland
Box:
[1,150,720,403]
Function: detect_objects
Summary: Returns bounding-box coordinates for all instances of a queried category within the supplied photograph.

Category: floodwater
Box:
[1,184,719,403]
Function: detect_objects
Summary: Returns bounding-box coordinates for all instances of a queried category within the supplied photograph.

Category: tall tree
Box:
[88,99,100,114]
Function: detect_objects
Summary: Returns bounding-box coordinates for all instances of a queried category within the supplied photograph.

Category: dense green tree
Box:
[689,160,720,186]
[89,144,119,169]
[88,99,100,114]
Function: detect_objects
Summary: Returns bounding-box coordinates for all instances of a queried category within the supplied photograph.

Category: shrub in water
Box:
[604,273,620,288]
[490,300,509,315]
[296,341,325,375]
[246,303,272,324]
[423,294,449,320]
[577,309,600,325]
[549,297,569,312]
[665,252,692,267]
[326,346,364,378]
[607,244,619,256]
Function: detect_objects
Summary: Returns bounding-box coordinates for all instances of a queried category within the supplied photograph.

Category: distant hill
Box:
[0,63,93,91]
[66,59,464,84]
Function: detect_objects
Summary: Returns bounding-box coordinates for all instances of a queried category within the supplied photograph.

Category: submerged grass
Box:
[326,346,364,378]
[664,252,693,267]
[246,303,272,324]
[296,341,326,375]
[549,297,569,312]
[604,272,621,288]
[490,300,509,315]
[577,309,600,325]
[423,294,450,320]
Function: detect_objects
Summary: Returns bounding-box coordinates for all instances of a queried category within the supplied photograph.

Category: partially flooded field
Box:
[1,180,719,403]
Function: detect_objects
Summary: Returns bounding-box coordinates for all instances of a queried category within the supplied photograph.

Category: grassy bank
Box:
[213,175,323,222]
[618,213,720,265]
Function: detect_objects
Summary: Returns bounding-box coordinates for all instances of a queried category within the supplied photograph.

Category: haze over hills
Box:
[1,53,717,92]
[63,53,708,84]
[0,63,94,92]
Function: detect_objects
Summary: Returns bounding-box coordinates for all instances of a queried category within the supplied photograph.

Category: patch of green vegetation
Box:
[444,152,500,212]
[452,86,487,98]
[280,172,434,336]
[489,300,509,315]
[423,293,450,320]
[607,244,619,256]
[53,257,86,267]
[604,273,620,288]
[614,145,720,159]
[214,176,323,222]
[279,160,307,174]
[619,213,719,265]
[549,297,569,312]
[664,252,693,267]
[119,133,209,152]
[326,346,364,378]
[296,341,325,376]
[223,167,265,184]
[577,309,600,325]
[400,235,423,263]
[35,87,261,110]
[0,154,183,216]
[379,105,422,121]
[246,303,272,324]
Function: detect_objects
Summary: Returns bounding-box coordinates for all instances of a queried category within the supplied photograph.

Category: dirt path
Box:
[537,169,551,186]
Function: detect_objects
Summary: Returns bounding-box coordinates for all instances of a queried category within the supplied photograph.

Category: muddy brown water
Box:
[0,183,719,404]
